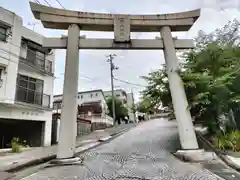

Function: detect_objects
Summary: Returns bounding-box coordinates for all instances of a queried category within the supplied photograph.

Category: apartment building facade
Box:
[0,7,55,148]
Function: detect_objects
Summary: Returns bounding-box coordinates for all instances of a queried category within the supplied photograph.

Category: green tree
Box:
[140,19,240,133]
[106,97,128,124]
[139,65,173,116]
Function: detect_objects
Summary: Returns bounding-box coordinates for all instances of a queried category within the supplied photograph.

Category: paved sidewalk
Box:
[0,123,135,173]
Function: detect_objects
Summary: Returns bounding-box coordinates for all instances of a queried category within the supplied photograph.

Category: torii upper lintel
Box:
[29,2,200,32]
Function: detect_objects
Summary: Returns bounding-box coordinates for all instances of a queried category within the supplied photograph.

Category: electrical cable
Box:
[33,0,41,4]
[113,77,147,87]
[54,0,65,9]
[43,0,52,7]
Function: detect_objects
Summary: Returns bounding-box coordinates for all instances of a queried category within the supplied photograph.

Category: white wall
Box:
[77,91,104,104]
[54,90,109,115]
[43,118,52,146]
[0,7,22,104]
[0,104,52,121]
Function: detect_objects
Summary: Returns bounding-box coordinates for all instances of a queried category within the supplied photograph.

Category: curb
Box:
[196,131,240,172]
[4,126,134,173]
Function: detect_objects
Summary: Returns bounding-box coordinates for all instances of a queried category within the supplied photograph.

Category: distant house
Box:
[52,89,113,143]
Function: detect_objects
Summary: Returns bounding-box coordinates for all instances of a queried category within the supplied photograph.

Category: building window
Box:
[116,94,120,97]
[53,102,62,110]
[46,60,52,73]
[53,103,57,110]
[15,74,45,106]
[26,47,45,69]
[90,93,93,98]
[78,96,80,99]
[0,26,7,42]
[95,93,98,96]
[56,102,61,109]
[81,95,83,99]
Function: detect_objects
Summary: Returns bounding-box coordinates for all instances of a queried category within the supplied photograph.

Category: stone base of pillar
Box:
[173,149,217,162]
[50,157,83,165]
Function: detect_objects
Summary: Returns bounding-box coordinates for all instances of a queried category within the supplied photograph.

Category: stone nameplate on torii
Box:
[114,15,130,43]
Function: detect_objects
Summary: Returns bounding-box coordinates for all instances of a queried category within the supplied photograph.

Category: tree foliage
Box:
[139,19,240,133]
[106,97,128,122]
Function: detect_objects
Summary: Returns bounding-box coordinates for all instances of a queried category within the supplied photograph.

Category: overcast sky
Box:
[1,0,240,101]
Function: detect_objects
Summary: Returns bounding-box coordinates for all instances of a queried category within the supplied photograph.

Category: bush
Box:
[213,130,240,152]
[10,137,28,153]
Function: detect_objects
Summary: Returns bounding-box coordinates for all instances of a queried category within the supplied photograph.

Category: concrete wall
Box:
[77,121,91,136]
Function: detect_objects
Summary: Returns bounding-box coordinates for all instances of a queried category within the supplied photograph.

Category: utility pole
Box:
[131,88,137,123]
[107,54,118,124]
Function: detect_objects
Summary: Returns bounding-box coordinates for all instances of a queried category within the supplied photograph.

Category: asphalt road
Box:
[21,119,231,180]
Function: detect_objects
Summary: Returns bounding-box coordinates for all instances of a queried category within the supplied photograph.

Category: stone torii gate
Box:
[29,2,203,162]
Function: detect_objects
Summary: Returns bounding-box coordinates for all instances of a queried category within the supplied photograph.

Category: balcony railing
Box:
[15,86,50,108]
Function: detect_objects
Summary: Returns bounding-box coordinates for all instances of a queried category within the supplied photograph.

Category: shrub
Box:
[10,137,28,153]
[11,137,22,153]
[213,130,240,152]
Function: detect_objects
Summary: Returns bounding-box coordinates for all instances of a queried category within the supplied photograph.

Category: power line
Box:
[54,0,65,9]
[113,77,147,87]
[33,0,41,4]
[43,0,52,7]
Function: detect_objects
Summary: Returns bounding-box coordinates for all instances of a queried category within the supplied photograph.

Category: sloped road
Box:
[22,119,228,180]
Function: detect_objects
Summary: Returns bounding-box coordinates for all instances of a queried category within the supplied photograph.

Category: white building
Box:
[53,89,109,115]
[103,89,136,121]
[104,89,127,104]
[0,7,55,148]
[53,89,113,138]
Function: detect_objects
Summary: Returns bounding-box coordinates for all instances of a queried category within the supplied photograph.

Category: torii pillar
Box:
[160,26,199,149]
[29,2,206,163]
[56,24,80,160]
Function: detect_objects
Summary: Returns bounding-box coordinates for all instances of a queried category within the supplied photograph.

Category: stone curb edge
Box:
[196,131,240,172]
[4,126,134,173]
